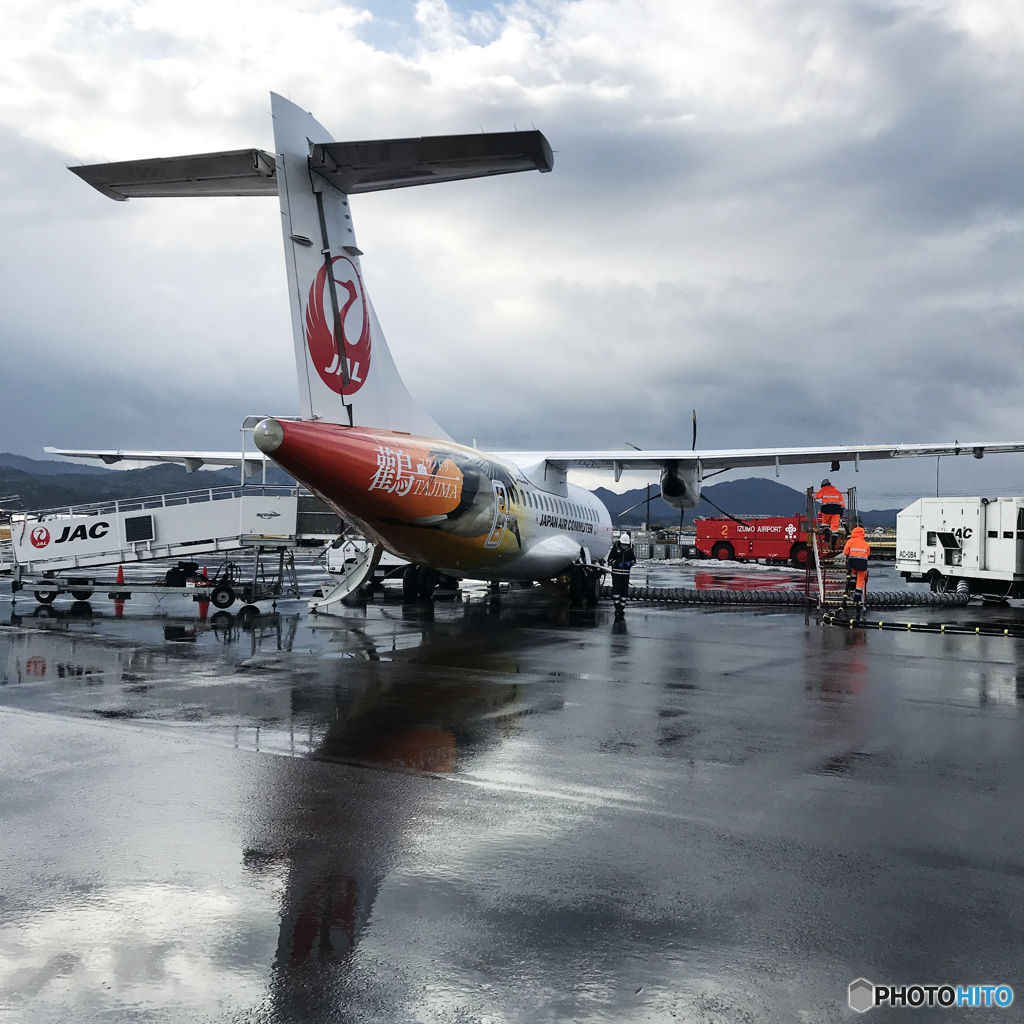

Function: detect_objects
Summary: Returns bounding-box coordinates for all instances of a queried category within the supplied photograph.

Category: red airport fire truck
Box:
[694,515,812,568]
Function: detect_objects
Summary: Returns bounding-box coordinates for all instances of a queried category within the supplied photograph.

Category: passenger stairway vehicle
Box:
[0,484,341,575]
[805,485,861,612]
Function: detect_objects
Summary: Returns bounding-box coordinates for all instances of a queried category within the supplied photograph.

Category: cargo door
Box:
[896,510,921,567]
[985,501,1016,575]
[959,503,981,570]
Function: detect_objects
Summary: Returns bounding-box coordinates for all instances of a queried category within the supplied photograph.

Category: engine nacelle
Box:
[660,461,701,510]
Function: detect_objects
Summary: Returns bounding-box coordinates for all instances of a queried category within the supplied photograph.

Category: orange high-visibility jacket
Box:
[815,485,845,508]
[843,528,871,560]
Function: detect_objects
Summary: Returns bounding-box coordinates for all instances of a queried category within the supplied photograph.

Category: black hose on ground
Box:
[599,585,970,609]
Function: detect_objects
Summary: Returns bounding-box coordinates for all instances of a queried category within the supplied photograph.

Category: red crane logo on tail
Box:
[305,256,371,397]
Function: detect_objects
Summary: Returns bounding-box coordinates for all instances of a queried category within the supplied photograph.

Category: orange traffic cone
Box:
[116,565,125,585]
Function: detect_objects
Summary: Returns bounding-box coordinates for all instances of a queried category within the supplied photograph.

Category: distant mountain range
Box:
[0,453,900,527]
[595,478,900,529]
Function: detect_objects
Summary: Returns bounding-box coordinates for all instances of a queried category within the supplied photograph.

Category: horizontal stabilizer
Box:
[310,130,553,193]
[71,131,552,201]
[70,149,278,200]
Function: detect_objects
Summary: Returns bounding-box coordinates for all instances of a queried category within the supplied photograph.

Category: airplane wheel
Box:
[403,565,420,600]
[585,571,601,606]
[568,569,584,606]
[711,542,734,561]
[210,585,235,609]
[418,568,439,599]
[34,590,57,604]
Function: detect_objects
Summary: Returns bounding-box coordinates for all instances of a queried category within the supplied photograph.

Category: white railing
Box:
[13,484,302,522]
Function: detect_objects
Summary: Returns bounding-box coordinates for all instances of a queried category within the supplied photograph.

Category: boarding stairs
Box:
[309,535,384,613]
[805,486,859,612]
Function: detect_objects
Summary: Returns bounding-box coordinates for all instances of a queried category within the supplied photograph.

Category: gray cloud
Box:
[2,0,1024,507]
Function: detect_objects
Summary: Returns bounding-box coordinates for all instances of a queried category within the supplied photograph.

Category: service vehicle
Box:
[695,515,811,568]
[897,496,1024,597]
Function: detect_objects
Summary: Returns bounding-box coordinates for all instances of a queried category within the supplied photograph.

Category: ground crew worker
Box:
[814,478,846,549]
[843,525,871,615]
[608,531,636,617]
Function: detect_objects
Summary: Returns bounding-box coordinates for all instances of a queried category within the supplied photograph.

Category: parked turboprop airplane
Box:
[50,93,1024,600]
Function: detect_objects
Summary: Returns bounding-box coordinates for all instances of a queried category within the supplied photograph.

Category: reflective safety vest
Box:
[815,485,845,514]
[844,534,870,571]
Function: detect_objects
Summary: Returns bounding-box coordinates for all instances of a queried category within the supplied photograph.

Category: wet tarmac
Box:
[2,564,1024,1022]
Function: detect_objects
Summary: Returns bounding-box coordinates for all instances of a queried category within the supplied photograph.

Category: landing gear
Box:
[568,565,602,607]
[418,568,440,600]
[402,565,420,600]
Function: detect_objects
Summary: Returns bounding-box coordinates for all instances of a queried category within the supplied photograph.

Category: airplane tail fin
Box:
[271,94,451,436]
[71,93,554,438]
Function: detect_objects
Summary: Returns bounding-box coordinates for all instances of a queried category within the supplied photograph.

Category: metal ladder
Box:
[805,486,858,611]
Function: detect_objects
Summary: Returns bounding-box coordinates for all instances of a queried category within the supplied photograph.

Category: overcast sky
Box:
[2,0,1024,507]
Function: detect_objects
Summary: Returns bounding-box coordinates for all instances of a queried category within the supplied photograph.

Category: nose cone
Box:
[253,418,285,454]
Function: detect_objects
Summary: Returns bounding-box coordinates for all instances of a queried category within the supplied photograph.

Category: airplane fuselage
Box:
[253,418,615,581]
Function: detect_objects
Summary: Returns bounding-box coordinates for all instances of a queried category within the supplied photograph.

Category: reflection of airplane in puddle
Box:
[3,597,566,1016]
[246,662,558,1018]
[52,93,1024,603]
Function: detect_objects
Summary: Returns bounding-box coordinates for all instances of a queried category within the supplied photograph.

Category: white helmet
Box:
[619,532,631,545]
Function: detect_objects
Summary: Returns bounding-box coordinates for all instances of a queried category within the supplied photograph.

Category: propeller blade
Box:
[616,491,661,518]
[691,409,697,451]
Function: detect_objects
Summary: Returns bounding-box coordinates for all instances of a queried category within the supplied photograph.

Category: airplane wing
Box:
[495,441,1024,478]
[43,447,269,475]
